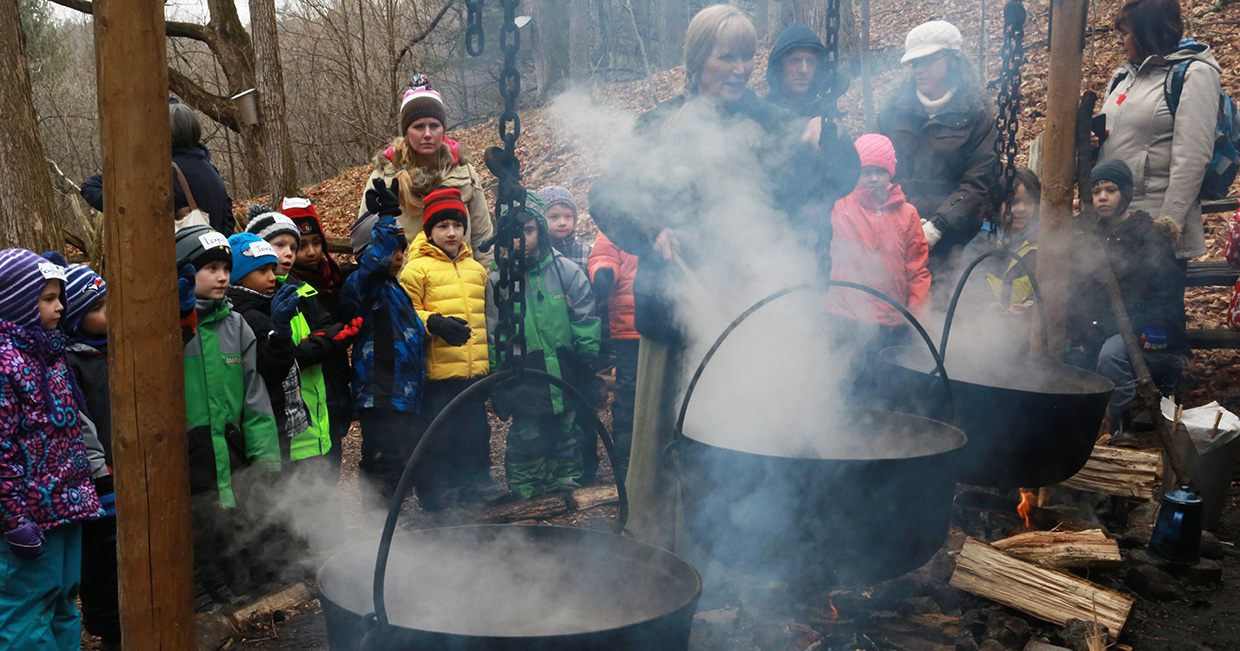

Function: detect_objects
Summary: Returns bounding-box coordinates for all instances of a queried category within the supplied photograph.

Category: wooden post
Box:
[1035,0,1089,361]
[94,0,196,647]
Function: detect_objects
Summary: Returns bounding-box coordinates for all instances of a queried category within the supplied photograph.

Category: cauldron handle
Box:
[940,249,1049,363]
[365,368,628,634]
[672,280,955,441]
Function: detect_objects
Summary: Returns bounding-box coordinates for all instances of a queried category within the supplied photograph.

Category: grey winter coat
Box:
[1099,42,1222,260]
[878,84,999,254]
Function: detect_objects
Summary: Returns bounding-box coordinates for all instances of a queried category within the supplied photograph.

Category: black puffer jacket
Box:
[1068,211,1189,357]
[80,144,235,235]
[589,91,860,343]
[878,83,998,254]
[765,22,829,116]
[68,342,112,468]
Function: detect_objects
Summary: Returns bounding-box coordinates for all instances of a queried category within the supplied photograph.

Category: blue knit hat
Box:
[228,233,279,284]
[0,249,67,329]
[42,252,105,337]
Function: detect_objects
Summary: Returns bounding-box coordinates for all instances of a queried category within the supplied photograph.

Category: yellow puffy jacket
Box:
[398,232,490,381]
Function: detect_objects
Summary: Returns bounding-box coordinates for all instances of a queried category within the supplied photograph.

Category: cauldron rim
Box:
[880,344,1115,397]
[680,407,967,461]
[317,524,703,640]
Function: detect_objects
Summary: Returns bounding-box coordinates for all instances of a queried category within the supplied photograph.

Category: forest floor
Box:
[171,0,1240,648]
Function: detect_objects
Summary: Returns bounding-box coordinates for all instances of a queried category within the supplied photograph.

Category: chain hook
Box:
[991,0,1027,242]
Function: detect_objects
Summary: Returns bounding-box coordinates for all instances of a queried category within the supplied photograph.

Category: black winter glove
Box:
[592,267,615,301]
[426,314,472,347]
[365,178,402,218]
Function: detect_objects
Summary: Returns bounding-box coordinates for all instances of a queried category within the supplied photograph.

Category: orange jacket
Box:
[587,231,640,340]
[827,182,930,326]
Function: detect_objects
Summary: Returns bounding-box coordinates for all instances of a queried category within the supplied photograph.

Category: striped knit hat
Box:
[246,211,301,245]
[422,186,469,236]
[399,75,447,134]
[0,249,67,329]
[42,252,106,336]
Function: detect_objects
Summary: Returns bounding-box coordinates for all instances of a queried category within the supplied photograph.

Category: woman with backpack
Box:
[1096,0,1221,263]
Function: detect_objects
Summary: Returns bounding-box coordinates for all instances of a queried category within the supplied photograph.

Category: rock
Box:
[1127,500,1161,531]
[960,608,991,638]
[1124,564,1188,601]
[1058,618,1110,651]
[1163,558,1223,587]
[1024,643,1072,651]
[1120,525,1153,548]
[978,641,1010,651]
[903,595,942,615]
[956,632,981,651]
[984,611,1032,650]
[1200,531,1225,560]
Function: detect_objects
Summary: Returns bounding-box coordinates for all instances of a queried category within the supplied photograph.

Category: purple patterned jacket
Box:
[0,321,102,532]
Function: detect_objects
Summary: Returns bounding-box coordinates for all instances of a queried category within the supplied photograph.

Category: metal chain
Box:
[465,0,485,56]
[991,0,1026,238]
[491,0,528,370]
[819,0,841,114]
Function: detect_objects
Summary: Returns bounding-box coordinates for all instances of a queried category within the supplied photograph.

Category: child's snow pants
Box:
[0,522,84,650]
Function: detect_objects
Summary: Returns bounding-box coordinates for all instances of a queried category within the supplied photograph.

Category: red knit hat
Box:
[281,196,325,239]
[854,134,897,178]
[422,186,469,236]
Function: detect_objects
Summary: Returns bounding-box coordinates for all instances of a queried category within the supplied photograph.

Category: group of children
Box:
[0,178,641,646]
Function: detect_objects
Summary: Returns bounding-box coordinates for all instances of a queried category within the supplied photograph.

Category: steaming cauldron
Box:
[319,525,700,650]
[318,370,701,650]
[666,282,968,585]
[878,251,1114,489]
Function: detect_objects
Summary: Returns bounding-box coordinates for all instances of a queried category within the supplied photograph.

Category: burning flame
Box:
[1017,488,1038,528]
[828,598,838,625]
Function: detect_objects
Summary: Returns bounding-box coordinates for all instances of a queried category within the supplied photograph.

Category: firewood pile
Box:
[686,444,1235,651]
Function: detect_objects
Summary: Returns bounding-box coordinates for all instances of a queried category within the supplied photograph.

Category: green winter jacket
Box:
[487,248,600,415]
[184,299,281,508]
[287,283,332,461]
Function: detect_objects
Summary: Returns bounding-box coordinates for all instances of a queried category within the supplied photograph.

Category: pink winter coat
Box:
[828,182,931,326]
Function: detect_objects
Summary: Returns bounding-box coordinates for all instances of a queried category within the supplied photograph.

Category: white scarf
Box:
[917,88,955,119]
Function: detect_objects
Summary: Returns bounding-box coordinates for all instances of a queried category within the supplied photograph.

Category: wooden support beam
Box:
[1060,445,1163,500]
[950,538,1134,642]
[94,0,195,647]
[1035,0,1090,360]
[991,529,1123,569]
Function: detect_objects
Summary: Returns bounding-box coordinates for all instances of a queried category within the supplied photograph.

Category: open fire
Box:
[1017,488,1038,528]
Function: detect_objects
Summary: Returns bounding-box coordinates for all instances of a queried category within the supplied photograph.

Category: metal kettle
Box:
[1147,485,1203,565]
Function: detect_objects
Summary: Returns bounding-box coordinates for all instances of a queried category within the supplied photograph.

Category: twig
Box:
[1210,410,1223,440]
[621,0,658,108]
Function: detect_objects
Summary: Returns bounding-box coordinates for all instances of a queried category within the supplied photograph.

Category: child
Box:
[47,255,121,649]
[827,133,930,333]
[282,197,355,470]
[246,210,357,463]
[341,196,425,504]
[487,193,601,501]
[0,249,104,648]
[397,186,492,510]
[537,185,592,271]
[587,231,639,481]
[961,168,1041,312]
[174,225,281,611]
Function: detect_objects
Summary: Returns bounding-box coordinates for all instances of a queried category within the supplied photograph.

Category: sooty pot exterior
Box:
[666,409,966,586]
[879,345,1113,489]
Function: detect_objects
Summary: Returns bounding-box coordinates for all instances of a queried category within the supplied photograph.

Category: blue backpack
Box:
[1110,61,1240,201]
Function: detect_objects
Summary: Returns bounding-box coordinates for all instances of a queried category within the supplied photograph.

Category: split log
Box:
[950,538,1134,642]
[195,581,314,650]
[478,495,568,523]
[566,485,619,511]
[991,529,1122,569]
[1060,445,1162,500]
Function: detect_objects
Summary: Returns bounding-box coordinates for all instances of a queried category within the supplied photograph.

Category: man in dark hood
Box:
[765,22,830,115]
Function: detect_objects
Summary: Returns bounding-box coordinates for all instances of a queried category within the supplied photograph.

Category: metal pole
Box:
[1035,0,1089,361]
[94,0,196,646]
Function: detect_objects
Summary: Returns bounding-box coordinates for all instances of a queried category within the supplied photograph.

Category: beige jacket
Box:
[357,142,495,267]
[1099,42,1222,259]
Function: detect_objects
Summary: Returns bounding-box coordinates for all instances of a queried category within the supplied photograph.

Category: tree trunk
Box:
[653,0,690,70]
[531,0,571,101]
[249,0,299,203]
[0,0,60,251]
[568,0,593,81]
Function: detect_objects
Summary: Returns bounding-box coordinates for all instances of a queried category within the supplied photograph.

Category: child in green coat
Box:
[174,225,281,611]
[486,194,601,500]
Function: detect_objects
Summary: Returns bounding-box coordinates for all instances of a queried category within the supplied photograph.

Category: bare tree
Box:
[0,0,60,251]
[569,0,593,81]
[250,0,300,202]
[531,0,571,100]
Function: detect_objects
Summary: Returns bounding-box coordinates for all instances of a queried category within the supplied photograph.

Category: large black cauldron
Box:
[878,250,1114,489]
[319,525,700,650]
[666,282,967,585]
[318,369,701,650]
